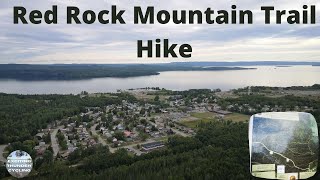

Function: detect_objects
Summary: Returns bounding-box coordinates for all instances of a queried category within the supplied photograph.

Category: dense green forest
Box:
[0,64,252,80]
[218,94,320,121]
[234,84,320,92]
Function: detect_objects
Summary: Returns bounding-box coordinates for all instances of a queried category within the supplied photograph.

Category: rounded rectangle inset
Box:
[249,112,318,179]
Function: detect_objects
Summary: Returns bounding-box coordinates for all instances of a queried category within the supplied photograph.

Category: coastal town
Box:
[1,85,319,166]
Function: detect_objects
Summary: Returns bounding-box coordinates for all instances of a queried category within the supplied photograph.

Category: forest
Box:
[0,64,251,80]
[217,94,320,121]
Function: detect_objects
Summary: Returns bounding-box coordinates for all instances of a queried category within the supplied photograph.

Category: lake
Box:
[0,66,319,94]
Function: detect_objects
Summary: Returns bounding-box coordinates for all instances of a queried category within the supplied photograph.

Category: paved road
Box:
[147,120,190,137]
[51,126,64,158]
[123,139,156,156]
[91,124,107,146]
[109,139,156,155]
[126,146,141,155]
[90,124,123,153]
[170,128,190,137]
[90,124,118,153]
[0,144,7,163]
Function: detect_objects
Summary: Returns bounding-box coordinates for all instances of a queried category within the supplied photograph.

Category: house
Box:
[124,131,132,138]
[104,132,112,138]
[117,124,124,130]
[35,132,44,140]
[39,141,46,146]
[136,125,145,130]
[60,152,70,160]
[141,141,165,152]
[169,95,183,100]
[71,140,78,146]
[34,146,46,155]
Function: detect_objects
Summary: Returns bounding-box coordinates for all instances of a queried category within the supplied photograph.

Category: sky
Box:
[0,0,320,64]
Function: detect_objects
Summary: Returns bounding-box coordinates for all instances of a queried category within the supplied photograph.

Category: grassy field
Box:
[180,112,249,128]
[180,112,216,128]
[224,113,250,122]
[132,93,168,101]
[180,119,214,128]
[190,112,216,119]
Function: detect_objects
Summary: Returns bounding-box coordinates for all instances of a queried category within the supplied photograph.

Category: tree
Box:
[95,124,101,131]
[93,135,99,142]
[101,114,107,122]
[151,125,158,132]
[118,111,125,118]
[107,113,113,122]
[139,132,149,141]
[43,150,53,164]
[154,95,160,102]
[140,108,146,115]
[140,119,147,125]
[47,146,53,153]
[114,131,125,141]
[43,133,51,144]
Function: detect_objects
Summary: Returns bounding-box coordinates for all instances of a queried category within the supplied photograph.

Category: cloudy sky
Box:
[0,0,320,64]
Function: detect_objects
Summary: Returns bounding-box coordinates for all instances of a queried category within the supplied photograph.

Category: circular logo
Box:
[6,150,33,178]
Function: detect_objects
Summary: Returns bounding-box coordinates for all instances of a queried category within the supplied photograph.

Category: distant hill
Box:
[170,61,320,66]
[0,64,253,81]
[0,61,319,81]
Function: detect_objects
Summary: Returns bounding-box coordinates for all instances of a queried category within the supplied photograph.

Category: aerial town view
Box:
[0,84,319,179]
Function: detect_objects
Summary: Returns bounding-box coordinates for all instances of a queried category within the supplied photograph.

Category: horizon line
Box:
[0,61,320,65]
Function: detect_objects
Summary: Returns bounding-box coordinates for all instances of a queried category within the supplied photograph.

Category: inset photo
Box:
[249,112,318,179]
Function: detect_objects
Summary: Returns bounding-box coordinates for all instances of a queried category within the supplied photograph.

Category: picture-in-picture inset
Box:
[249,112,318,179]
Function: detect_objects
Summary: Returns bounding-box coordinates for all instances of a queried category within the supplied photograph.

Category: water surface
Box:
[0,66,319,94]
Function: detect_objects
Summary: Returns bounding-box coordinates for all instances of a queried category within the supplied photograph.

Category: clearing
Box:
[180,112,249,128]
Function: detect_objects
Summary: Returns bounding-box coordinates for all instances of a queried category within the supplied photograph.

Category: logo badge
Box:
[6,150,33,178]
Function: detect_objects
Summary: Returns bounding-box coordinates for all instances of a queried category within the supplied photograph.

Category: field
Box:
[191,112,216,119]
[223,113,250,122]
[131,91,168,101]
[180,112,216,128]
[180,112,249,128]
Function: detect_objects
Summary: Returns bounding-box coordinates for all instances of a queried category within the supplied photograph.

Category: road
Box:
[90,124,118,153]
[0,144,7,164]
[109,139,156,155]
[147,120,190,137]
[91,124,107,146]
[51,126,64,158]
[123,139,156,156]
[171,128,190,137]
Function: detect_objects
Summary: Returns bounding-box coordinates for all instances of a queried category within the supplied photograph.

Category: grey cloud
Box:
[0,0,319,63]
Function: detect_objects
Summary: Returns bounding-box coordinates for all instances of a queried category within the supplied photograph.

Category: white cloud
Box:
[0,0,319,63]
